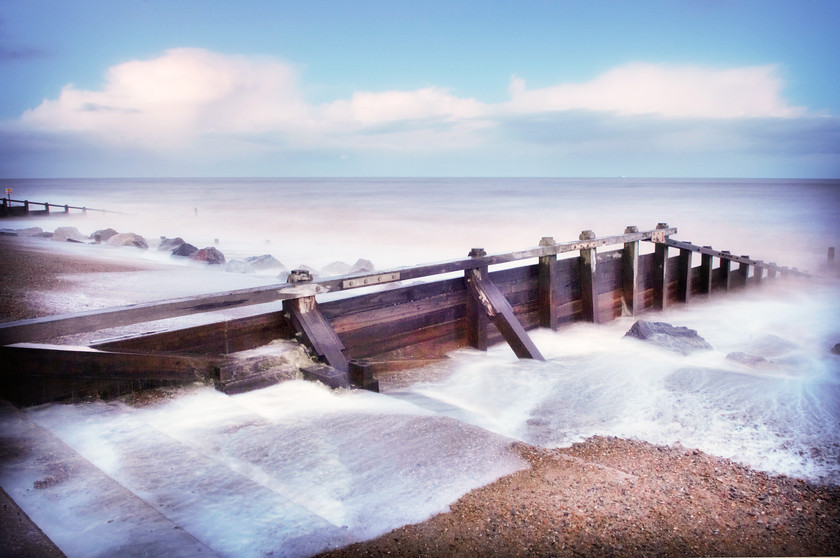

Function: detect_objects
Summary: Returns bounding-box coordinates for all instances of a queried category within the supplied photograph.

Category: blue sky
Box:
[1,0,838,178]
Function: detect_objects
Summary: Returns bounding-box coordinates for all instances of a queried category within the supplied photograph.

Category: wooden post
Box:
[24,200,29,215]
[621,226,639,316]
[283,295,349,372]
[538,237,558,329]
[768,263,778,279]
[465,248,489,350]
[652,223,670,311]
[700,246,713,296]
[465,268,544,360]
[579,230,600,323]
[829,247,836,269]
[45,203,50,214]
[676,248,692,303]
[64,204,70,213]
[737,256,750,288]
[754,263,764,284]
[720,251,732,290]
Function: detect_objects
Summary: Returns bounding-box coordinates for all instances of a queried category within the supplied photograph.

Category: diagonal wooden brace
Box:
[465,268,545,361]
[283,296,349,372]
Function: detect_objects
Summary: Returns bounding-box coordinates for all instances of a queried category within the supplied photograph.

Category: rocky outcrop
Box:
[106,233,149,249]
[51,226,88,243]
[832,343,840,356]
[350,258,375,274]
[245,254,285,272]
[91,228,118,242]
[725,352,773,368]
[158,236,186,252]
[190,247,226,265]
[624,320,713,355]
[321,261,352,276]
[171,243,199,258]
[224,260,254,274]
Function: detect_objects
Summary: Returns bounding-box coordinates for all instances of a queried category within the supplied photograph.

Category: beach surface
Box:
[1,234,839,557]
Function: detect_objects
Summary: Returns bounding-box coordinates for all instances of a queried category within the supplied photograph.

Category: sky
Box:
[1,0,838,178]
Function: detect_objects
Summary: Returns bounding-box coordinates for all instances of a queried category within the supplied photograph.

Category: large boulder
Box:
[90,228,118,242]
[171,243,199,258]
[107,232,149,249]
[244,254,285,271]
[224,260,254,274]
[51,226,88,243]
[350,258,375,274]
[832,343,840,356]
[190,247,226,265]
[624,320,713,355]
[158,236,186,252]
[17,227,44,237]
[320,261,352,276]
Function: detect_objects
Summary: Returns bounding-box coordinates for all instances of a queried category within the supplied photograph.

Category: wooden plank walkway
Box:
[0,224,817,405]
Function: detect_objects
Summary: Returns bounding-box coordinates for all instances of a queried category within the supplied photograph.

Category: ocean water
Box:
[1,177,839,556]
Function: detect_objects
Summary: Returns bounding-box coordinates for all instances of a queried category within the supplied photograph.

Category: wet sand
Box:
[2,234,839,557]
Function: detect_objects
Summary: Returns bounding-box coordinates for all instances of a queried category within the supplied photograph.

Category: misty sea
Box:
[2,177,839,557]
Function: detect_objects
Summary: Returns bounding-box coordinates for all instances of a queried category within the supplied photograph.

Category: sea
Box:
[1,177,839,557]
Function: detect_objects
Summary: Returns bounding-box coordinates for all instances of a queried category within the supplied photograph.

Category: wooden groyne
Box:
[0,198,113,218]
[0,224,816,405]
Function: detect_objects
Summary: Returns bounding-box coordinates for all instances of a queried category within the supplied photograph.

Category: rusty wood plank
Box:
[283,296,349,372]
[465,268,544,360]
[662,238,810,277]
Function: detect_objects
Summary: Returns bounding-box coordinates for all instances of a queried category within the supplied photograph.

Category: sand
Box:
[1,234,839,557]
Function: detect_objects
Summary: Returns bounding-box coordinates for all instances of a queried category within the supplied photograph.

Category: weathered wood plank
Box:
[578,231,600,324]
[622,227,640,316]
[283,297,349,372]
[465,268,544,360]
[0,344,214,405]
[677,248,692,303]
[538,237,559,330]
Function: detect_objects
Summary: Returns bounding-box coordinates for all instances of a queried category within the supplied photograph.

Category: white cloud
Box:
[506,63,805,118]
[11,50,815,167]
[19,48,310,148]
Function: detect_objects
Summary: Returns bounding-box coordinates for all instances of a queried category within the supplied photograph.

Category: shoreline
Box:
[1,232,839,557]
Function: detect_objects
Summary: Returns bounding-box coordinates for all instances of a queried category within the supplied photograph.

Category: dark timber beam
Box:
[465,268,544,360]
[579,230,600,323]
[699,246,714,296]
[465,248,490,350]
[677,248,692,303]
[283,295,349,373]
[621,226,640,316]
[538,237,559,329]
[652,223,670,311]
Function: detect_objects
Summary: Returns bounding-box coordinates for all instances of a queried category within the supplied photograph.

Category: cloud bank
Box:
[4,48,837,177]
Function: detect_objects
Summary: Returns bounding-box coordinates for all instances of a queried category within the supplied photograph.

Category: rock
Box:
[350,258,375,274]
[224,260,254,274]
[726,352,772,368]
[321,261,352,276]
[624,320,713,355]
[832,343,840,355]
[107,232,149,249]
[171,243,199,258]
[244,254,285,271]
[190,247,226,265]
[157,236,186,252]
[51,226,88,243]
[0,229,17,236]
[90,228,118,242]
[17,227,44,237]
